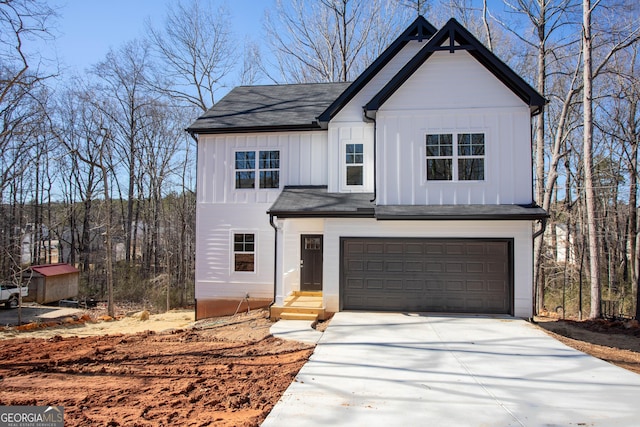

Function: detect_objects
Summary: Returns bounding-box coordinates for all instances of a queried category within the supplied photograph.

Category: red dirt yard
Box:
[1,307,640,426]
[0,309,313,427]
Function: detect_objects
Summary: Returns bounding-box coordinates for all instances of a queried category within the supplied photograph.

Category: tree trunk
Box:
[628,99,640,319]
[532,0,547,315]
[583,0,601,319]
[101,164,115,318]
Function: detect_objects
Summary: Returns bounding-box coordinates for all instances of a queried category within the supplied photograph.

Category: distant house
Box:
[21,223,60,265]
[187,17,547,320]
[545,223,577,265]
[23,264,79,304]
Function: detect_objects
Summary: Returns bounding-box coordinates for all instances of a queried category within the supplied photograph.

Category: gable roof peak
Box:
[364,17,547,116]
[317,15,437,123]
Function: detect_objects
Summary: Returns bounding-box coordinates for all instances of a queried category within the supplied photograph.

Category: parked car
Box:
[0,282,29,309]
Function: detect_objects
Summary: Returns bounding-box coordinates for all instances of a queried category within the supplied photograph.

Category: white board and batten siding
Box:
[376,50,534,206]
[196,131,328,300]
[326,41,426,194]
[321,218,534,318]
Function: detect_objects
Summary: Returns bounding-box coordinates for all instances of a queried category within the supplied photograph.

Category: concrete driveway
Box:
[263,312,640,426]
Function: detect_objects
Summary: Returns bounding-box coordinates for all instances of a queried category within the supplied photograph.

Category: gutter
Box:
[532,217,547,239]
[363,109,377,203]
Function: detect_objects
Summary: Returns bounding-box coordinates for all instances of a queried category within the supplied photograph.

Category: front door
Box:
[300,235,323,292]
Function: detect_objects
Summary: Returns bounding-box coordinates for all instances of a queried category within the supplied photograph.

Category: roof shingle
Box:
[187,83,351,134]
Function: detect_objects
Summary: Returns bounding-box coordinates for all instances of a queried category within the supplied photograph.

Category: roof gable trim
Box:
[364,18,547,115]
[317,16,437,123]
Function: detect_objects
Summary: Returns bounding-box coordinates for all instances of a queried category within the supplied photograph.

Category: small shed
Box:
[23,264,79,304]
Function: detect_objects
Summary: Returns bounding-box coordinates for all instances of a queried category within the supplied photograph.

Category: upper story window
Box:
[235,150,280,189]
[345,143,364,186]
[426,133,485,181]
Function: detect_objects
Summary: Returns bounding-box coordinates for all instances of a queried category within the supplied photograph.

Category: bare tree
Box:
[397,0,430,16]
[265,0,411,83]
[146,0,235,111]
[495,0,581,313]
[53,91,116,317]
[238,39,264,86]
[0,0,57,276]
[92,40,156,265]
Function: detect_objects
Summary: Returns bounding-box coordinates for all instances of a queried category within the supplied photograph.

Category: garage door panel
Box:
[387,279,403,290]
[467,262,485,273]
[426,243,445,254]
[426,262,444,272]
[366,243,384,253]
[386,261,404,272]
[385,243,404,254]
[405,261,423,272]
[346,278,364,289]
[445,280,465,291]
[366,279,383,290]
[342,238,512,314]
[405,243,424,254]
[366,260,384,271]
[487,262,507,274]
[466,280,484,291]
[426,280,444,291]
[486,242,508,256]
[446,244,465,255]
[347,260,364,271]
[445,263,464,273]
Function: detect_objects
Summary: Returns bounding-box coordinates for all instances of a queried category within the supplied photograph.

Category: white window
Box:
[426,133,485,181]
[235,150,280,189]
[345,143,364,186]
[233,233,255,272]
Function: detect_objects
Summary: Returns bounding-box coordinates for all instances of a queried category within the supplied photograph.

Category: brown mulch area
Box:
[0,309,313,427]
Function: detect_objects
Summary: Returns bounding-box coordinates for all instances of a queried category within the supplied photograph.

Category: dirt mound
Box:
[0,309,313,426]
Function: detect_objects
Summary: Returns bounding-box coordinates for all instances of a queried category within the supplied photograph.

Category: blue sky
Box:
[44,0,272,75]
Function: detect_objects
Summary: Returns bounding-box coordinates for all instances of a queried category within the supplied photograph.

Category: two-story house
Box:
[187,16,547,321]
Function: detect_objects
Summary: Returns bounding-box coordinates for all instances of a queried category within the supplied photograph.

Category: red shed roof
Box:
[30,264,79,277]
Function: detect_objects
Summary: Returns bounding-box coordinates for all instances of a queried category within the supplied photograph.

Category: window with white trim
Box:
[345,143,364,186]
[233,233,255,272]
[426,133,485,181]
[235,150,280,189]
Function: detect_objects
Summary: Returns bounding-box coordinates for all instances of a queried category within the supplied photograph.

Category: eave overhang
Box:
[186,123,323,136]
[375,204,549,221]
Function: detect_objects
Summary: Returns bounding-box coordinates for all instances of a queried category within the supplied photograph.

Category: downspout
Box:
[532,218,547,240]
[363,109,377,203]
[269,214,278,310]
[531,217,547,322]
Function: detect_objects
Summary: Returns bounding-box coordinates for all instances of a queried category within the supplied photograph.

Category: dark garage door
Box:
[341,238,512,314]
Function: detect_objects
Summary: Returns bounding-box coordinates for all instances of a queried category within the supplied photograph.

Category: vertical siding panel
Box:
[377,107,531,206]
[311,133,326,185]
[327,126,339,192]
[288,134,300,185]
[377,123,387,204]
[197,137,207,203]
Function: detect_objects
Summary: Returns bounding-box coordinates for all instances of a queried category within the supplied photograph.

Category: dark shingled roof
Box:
[187,83,351,134]
[268,186,548,220]
[268,186,375,218]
